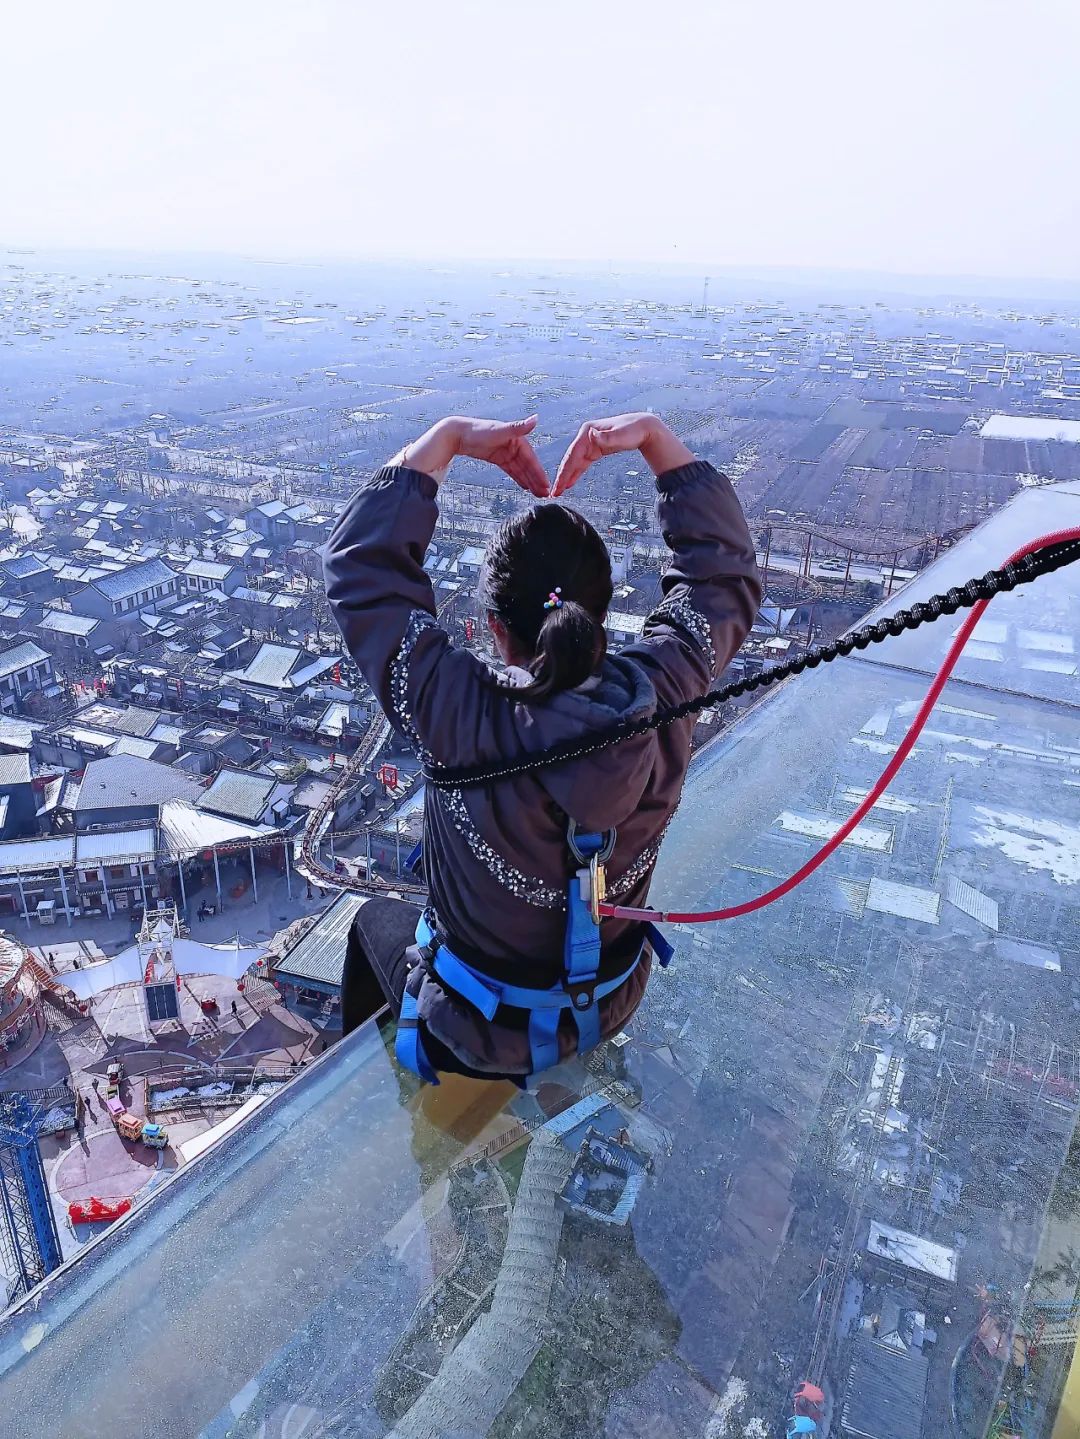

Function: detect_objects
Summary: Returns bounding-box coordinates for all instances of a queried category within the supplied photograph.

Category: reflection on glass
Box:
[0,483,1079,1438]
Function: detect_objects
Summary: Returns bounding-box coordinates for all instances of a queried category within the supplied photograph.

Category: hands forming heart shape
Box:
[397,413,693,499]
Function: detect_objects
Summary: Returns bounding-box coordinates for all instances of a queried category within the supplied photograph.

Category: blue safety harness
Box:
[395,828,673,1085]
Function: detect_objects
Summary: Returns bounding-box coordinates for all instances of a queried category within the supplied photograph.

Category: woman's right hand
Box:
[551,413,694,496]
[392,415,548,497]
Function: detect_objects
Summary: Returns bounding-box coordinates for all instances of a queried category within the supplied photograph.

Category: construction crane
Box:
[0,1092,64,1303]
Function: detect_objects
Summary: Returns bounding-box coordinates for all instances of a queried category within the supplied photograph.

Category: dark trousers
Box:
[340,896,501,1081]
[341,897,421,1034]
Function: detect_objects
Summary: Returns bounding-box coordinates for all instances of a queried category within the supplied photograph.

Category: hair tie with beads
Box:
[543,588,563,611]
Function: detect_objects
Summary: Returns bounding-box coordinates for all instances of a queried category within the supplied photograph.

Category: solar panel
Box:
[145,982,180,1023]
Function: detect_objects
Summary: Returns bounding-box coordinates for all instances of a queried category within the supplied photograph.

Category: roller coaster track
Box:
[0,743,423,910]
[295,708,427,899]
[295,596,469,900]
[755,516,978,565]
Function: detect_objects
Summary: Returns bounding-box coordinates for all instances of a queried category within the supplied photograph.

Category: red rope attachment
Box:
[600,525,1080,926]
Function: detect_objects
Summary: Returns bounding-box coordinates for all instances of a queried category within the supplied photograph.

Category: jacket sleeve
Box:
[323,464,490,765]
[621,460,762,707]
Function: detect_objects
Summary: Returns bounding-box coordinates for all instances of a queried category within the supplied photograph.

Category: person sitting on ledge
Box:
[323,412,760,1084]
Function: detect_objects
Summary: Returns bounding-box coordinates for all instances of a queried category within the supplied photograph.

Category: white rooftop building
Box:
[866,1220,959,1284]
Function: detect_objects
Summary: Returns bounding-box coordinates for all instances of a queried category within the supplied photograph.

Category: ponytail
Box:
[480,502,614,705]
[517,600,607,703]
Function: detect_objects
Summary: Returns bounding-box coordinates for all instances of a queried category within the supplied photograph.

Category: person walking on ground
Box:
[324,413,760,1084]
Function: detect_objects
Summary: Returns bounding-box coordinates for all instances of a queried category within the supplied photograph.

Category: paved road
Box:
[389,1132,573,1439]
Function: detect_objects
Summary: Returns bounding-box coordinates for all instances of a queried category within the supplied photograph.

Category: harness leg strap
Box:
[395,987,440,1085]
[528,1008,562,1074]
[570,992,602,1055]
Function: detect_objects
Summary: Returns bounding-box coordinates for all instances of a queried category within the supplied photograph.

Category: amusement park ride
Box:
[972,1287,1080,1439]
[0,908,186,1299]
[786,1383,826,1434]
[0,1091,64,1303]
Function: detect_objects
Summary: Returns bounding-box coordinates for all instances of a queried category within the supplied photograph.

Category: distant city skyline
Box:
[3,0,1080,283]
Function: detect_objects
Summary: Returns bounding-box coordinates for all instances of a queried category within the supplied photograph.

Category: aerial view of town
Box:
[0,242,1077,1439]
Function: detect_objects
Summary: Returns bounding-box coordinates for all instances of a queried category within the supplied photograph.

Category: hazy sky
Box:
[3,0,1078,280]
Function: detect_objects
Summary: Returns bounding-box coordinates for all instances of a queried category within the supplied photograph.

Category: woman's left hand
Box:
[393,416,548,497]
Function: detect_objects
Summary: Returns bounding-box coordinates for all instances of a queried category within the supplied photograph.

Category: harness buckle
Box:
[409,941,436,980]
[564,976,598,1011]
[567,821,616,866]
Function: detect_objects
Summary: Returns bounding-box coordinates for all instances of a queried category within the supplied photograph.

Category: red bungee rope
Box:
[600,524,1080,926]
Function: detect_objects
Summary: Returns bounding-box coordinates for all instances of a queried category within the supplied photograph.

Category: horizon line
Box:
[3,240,1080,298]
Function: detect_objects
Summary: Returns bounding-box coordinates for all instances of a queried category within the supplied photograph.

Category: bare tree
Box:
[235,595,266,641]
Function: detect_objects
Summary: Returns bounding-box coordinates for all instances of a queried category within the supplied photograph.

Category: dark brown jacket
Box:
[324,459,761,1073]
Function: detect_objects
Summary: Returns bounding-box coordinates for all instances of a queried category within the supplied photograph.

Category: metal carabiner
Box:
[588,851,607,925]
[567,821,616,927]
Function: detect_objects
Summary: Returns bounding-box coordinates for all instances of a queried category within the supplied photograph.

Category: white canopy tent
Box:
[62,936,267,1001]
